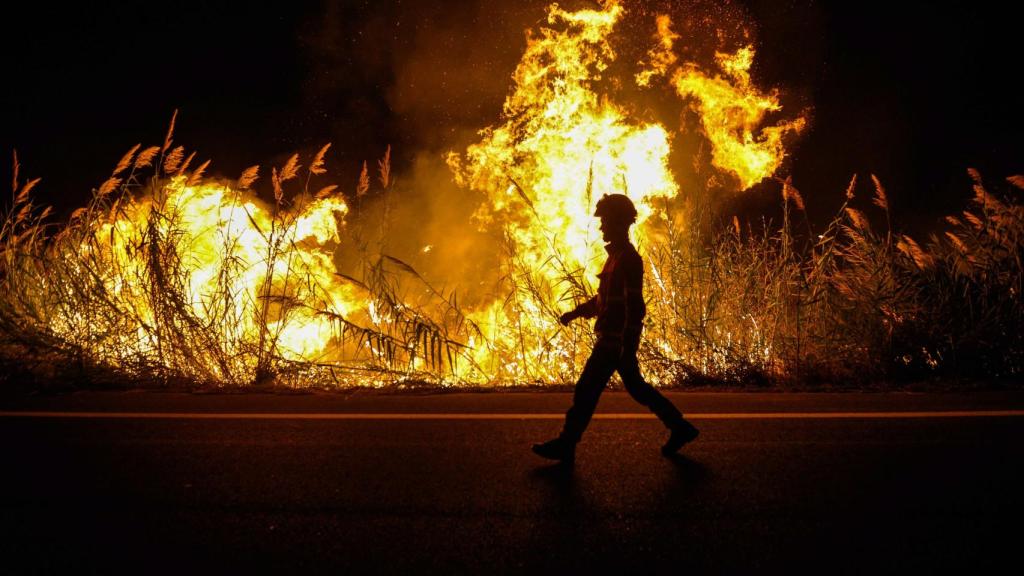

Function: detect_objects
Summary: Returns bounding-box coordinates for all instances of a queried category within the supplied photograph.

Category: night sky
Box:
[3,0,1021,233]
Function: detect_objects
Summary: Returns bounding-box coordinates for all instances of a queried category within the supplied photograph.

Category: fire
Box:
[2,0,807,387]
[671,45,807,189]
[447,0,805,383]
[53,175,356,383]
[636,14,679,87]
[448,0,677,382]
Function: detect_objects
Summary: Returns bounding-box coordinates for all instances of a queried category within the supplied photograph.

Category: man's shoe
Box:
[532,437,576,462]
[661,419,699,456]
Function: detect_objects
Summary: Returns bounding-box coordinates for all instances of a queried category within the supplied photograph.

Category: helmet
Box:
[593,194,637,224]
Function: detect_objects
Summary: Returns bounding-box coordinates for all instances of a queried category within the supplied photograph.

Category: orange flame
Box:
[57,176,356,382]
[671,45,806,189]
[448,0,679,382]
[448,1,806,383]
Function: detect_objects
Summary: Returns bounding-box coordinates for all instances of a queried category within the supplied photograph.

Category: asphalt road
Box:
[2,390,1024,574]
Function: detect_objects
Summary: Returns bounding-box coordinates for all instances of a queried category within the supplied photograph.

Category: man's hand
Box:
[559,310,577,326]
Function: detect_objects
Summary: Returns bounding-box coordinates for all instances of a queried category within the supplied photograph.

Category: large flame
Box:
[447,0,805,383]
[52,176,357,383]
[672,45,807,188]
[448,0,677,382]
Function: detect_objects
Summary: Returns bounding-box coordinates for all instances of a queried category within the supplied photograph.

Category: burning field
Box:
[2,0,1022,389]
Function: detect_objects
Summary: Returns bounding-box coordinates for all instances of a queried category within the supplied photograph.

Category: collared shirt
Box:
[572,240,646,341]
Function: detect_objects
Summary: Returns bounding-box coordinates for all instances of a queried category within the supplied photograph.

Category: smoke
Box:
[298,1,547,168]
[303,1,557,307]
[332,150,504,312]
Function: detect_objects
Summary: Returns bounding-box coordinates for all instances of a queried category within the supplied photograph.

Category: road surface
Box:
[2,390,1023,573]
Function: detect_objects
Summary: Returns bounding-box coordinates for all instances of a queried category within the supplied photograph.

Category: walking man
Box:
[532,194,699,462]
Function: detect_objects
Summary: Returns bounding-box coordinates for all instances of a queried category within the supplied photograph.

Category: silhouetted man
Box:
[532,193,699,462]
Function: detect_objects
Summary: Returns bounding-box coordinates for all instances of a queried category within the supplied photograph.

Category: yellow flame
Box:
[671,46,806,189]
[448,1,805,383]
[636,14,679,87]
[65,177,356,381]
[448,0,681,382]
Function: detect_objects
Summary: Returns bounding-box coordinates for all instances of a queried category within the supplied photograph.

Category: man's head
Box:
[594,194,637,243]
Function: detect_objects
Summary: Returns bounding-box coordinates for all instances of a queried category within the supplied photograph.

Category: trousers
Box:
[560,333,684,443]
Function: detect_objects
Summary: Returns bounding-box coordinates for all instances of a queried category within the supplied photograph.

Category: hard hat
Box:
[593,193,637,223]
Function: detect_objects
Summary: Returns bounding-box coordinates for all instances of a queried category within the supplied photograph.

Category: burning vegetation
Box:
[2,0,1023,388]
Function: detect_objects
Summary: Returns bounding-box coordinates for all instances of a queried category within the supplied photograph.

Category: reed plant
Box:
[2,116,1021,388]
[0,115,471,388]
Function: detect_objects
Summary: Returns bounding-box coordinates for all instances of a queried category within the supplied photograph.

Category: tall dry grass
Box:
[2,116,1022,388]
[0,115,469,388]
[640,169,1024,385]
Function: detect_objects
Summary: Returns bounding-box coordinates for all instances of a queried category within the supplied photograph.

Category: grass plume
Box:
[2,119,1022,388]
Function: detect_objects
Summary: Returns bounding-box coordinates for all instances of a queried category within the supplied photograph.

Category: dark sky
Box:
[3,0,1021,232]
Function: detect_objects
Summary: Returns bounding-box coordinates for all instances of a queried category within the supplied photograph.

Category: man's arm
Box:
[560,296,597,325]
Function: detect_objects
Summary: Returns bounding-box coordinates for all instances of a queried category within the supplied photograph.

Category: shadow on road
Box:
[522,453,715,570]
[522,462,594,569]
[528,461,584,512]
[664,453,711,485]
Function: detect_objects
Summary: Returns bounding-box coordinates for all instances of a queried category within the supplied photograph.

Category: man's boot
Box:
[661,419,699,456]
[532,437,576,462]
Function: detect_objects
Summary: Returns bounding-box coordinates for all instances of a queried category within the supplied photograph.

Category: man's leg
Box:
[560,341,619,443]
[533,341,618,461]
[617,349,684,428]
[617,333,683,425]
[618,335,699,454]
